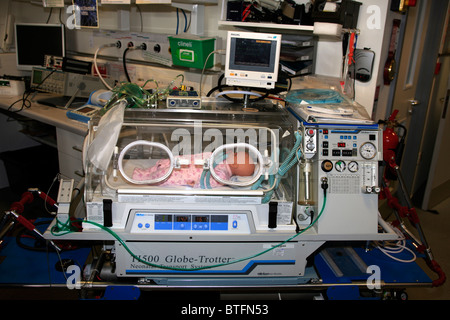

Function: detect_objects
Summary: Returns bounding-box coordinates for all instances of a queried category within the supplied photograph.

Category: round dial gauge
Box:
[335,160,346,172]
[360,142,377,159]
[348,161,359,172]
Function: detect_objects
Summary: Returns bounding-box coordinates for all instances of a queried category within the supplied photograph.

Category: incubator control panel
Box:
[129,211,251,234]
[314,127,382,194]
[317,128,380,161]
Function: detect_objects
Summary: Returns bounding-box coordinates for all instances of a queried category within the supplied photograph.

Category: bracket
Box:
[171,2,205,35]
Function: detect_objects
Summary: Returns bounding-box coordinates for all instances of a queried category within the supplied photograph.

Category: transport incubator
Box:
[45,85,399,285]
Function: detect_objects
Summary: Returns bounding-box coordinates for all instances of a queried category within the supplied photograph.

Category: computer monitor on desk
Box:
[224,31,281,90]
[14,23,65,72]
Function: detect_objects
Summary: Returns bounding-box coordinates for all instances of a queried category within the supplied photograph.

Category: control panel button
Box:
[342,150,353,157]
[332,149,341,156]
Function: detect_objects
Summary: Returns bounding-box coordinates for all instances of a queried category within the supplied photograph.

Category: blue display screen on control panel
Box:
[154,214,172,230]
[154,214,229,231]
[210,215,228,230]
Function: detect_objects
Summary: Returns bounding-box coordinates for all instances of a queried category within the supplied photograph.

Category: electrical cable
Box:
[214,91,262,99]
[58,8,65,26]
[43,173,62,215]
[122,44,146,83]
[185,11,191,32]
[16,220,56,252]
[212,74,269,103]
[199,49,223,97]
[46,7,53,24]
[373,225,417,263]
[135,4,143,32]
[176,8,180,35]
[123,47,132,83]
[181,9,187,32]
[94,42,120,90]
[7,68,57,113]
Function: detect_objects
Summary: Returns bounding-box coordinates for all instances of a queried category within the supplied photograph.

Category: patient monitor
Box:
[224,31,282,89]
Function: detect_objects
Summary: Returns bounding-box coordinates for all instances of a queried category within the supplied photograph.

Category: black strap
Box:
[268,202,278,229]
[103,199,113,227]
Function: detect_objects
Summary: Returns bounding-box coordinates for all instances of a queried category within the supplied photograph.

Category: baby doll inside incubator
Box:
[105,125,281,193]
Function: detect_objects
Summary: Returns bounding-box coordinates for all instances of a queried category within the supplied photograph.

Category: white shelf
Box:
[135,0,218,4]
[218,20,314,32]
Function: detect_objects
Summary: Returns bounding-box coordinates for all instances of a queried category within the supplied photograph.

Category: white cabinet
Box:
[56,128,86,184]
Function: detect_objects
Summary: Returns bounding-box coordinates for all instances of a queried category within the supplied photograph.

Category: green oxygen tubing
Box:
[52,191,327,272]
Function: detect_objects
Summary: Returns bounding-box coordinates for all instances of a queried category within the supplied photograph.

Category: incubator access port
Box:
[117,141,266,189]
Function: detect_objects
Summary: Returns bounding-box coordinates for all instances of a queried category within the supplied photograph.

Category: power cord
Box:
[206,73,269,103]
[94,41,121,90]
[123,42,147,83]
[7,68,57,113]
[198,49,224,97]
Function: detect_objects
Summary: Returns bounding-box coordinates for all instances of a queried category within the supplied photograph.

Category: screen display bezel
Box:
[15,23,66,71]
[224,31,281,89]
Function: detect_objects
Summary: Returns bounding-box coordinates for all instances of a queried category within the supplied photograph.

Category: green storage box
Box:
[168,35,216,69]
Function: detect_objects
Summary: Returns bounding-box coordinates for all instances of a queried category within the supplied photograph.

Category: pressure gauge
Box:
[348,161,359,172]
[335,160,346,172]
[359,142,377,160]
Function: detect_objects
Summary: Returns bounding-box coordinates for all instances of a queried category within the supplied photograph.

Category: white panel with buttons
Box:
[316,127,382,195]
[129,211,251,234]
[302,127,317,159]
